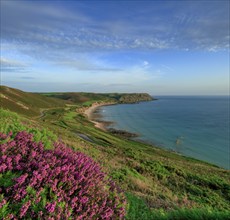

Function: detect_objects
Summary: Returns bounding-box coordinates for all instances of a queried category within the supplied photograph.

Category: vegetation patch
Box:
[1,87,230,219]
[0,109,57,149]
[126,193,230,220]
[0,131,126,219]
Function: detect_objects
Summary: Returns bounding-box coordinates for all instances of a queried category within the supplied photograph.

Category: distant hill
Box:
[42,92,154,104]
[0,86,65,116]
[0,86,153,117]
[117,93,153,103]
[41,92,113,104]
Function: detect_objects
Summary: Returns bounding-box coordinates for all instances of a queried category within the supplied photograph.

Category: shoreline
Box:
[84,102,116,131]
[83,101,228,170]
[83,99,156,130]
[84,102,140,139]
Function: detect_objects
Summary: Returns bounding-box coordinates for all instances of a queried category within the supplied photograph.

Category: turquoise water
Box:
[99,96,230,169]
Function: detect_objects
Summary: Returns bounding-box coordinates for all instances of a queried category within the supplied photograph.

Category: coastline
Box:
[83,103,190,156]
[84,102,140,139]
[84,102,224,169]
[84,98,229,170]
[84,102,116,131]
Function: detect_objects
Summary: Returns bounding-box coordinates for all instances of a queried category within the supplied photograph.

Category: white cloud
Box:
[0,58,28,72]
[1,1,229,93]
[143,61,149,66]
[54,57,121,72]
[1,0,228,60]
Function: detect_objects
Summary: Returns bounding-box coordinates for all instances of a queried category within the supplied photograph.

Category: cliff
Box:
[118,93,154,103]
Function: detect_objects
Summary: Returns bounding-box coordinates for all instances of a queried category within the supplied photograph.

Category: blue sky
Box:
[1,0,229,95]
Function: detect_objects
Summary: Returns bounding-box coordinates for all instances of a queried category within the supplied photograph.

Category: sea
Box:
[98,96,229,169]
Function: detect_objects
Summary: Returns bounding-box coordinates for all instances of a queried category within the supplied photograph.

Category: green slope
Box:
[0,86,229,219]
[0,86,65,116]
[0,86,153,117]
[41,92,153,104]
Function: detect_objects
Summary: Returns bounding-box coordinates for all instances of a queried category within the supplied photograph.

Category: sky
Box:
[0,0,229,95]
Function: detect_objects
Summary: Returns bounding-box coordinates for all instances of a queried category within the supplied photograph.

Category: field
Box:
[0,86,229,219]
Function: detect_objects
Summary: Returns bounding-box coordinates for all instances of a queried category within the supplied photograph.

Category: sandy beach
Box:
[84,102,115,130]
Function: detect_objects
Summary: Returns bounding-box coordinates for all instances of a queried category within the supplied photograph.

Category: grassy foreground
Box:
[0,86,229,219]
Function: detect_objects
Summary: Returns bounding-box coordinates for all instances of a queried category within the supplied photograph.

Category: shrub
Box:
[0,131,126,219]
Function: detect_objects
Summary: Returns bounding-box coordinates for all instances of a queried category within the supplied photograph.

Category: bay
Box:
[99,96,230,169]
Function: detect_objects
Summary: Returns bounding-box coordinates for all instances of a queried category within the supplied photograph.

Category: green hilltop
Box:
[0,86,153,117]
[41,91,153,104]
[0,86,65,116]
[0,86,229,219]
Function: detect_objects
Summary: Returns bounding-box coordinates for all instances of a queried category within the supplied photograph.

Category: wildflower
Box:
[80,196,89,204]
[0,131,126,219]
[0,198,7,208]
[20,200,31,218]
[46,202,56,213]
[15,173,28,185]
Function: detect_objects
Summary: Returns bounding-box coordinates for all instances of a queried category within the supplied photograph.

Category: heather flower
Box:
[80,196,89,204]
[15,173,28,185]
[0,131,126,219]
[0,198,7,208]
[0,163,7,172]
[20,200,31,218]
[38,211,43,218]
[4,213,15,220]
[46,202,56,213]
[0,133,7,140]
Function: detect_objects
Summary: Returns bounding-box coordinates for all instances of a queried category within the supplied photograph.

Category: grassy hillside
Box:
[41,92,113,104]
[0,86,65,117]
[0,86,229,219]
[41,92,153,104]
[0,85,153,117]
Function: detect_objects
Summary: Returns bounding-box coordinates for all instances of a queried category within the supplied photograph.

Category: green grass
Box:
[82,100,94,107]
[126,193,230,220]
[0,86,230,219]
[0,86,65,116]
[31,106,230,213]
[0,109,57,149]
